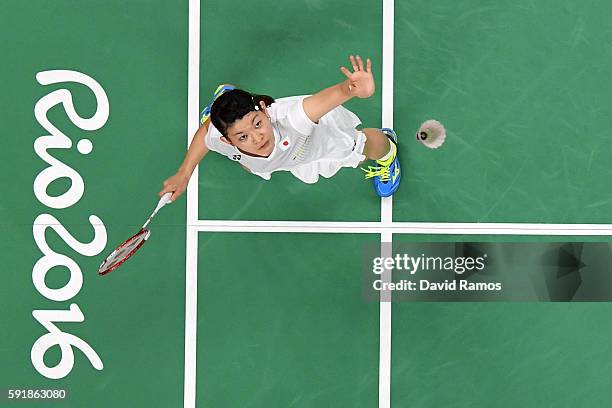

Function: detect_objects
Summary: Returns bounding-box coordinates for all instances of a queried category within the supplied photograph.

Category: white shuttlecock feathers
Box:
[416,120,446,149]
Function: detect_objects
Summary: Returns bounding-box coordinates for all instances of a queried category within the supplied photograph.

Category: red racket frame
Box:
[98,228,150,275]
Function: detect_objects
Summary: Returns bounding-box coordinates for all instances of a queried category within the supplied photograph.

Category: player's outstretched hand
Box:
[340,55,375,99]
[159,171,189,202]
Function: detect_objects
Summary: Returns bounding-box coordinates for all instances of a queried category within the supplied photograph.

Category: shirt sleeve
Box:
[204,123,223,151]
[286,96,317,135]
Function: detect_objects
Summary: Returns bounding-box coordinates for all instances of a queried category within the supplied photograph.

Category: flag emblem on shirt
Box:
[279,137,290,151]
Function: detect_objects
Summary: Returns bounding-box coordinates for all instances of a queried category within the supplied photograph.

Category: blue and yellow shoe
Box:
[361,128,401,197]
[200,84,236,125]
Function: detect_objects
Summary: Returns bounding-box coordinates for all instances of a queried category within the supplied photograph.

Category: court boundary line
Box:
[189,220,612,235]
[379,0,394,407]
[184,0,200,407]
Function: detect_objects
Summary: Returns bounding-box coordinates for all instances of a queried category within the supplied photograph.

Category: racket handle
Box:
[142,192,173,229]
[156,192,173,211]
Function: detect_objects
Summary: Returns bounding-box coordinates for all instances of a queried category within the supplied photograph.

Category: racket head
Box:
[98,228,151,275]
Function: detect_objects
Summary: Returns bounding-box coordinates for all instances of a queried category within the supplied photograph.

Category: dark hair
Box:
[210,89,275,136]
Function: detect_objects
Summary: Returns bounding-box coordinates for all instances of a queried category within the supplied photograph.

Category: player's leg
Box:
[361,128,391,160]
[359,127,401,198]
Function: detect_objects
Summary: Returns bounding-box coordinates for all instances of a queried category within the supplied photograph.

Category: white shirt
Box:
[204,95,362,180]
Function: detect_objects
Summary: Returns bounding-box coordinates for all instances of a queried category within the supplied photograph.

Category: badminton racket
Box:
[98,192,173,275]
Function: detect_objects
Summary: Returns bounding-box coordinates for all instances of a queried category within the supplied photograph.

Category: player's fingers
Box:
[366,58,372,73]
[160,184,175,196]
[349,55,358,71]
[340,66,353,79]
[356,55,364,71]
[340,67,353,79]
[170,189,183,202]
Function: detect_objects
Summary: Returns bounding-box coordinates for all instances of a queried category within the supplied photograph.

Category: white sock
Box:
[377,142,396,163]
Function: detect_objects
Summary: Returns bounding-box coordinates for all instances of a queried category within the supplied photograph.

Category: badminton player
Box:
[160,55,401,200]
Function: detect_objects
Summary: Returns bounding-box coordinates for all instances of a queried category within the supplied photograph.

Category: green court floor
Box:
[1,2,187,406]
[196,233,380,407]
[391,302,612,408]
[390,234,612,407]
[198,0,382,221]
[392,0,612,224]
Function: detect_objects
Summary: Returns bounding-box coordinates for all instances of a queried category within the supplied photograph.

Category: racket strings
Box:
[98,229,148,275]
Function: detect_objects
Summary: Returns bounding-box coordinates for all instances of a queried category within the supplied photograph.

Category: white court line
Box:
[189,220,612,235]
[184,0,200,407]
[379,0,394,407]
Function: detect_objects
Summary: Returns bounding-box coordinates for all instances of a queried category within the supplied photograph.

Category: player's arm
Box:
[159,120,211,201]
[302,55,375,124]
[177,120,211,177]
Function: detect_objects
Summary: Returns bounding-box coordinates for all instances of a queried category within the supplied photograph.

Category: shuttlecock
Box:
[416,120,446,149]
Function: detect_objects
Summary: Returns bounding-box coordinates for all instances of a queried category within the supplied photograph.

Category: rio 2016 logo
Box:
[31,70,108,379]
